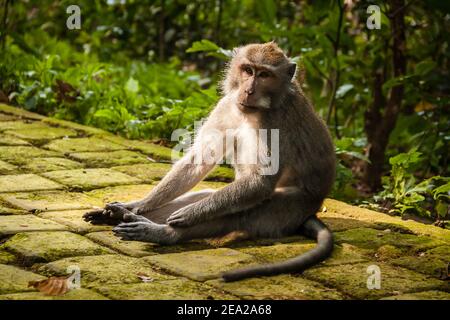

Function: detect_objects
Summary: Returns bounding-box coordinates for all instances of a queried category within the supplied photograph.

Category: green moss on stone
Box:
[0,146,60,165]
[208,274,345,300]
[0,215,68,236]
[0,250,16,264]
[0,174,63,193]
[0,160,18,175]
[42,168,141,191]
[193,181,228,190]
[0,264,45,294]
[144,248,258,281]
[335,227,445,253]
[0,288,109,300]
[381,290,450,300]
[43,137,125,153]
[112,163,172,183]
[5,127,78,143]
[324,199,450,242]
[1,191,100,212]
[391,245,450,278]
[22,157,84,173]
[0,120,49,131]
[85,184,154,205]
[0,134,30,146]
[0,202,27,215]
[96,279,234,300]
[303,262,447,299]
[39,210,111,234]
[70,150,149,168]
[42,117,109,135]
[317,211,378,232]
[100,135,179,162]
[240,242,367,267]
[0,103,46,120]
[39,254,174,288]
[2,231,113,265]
[0,113,18,121]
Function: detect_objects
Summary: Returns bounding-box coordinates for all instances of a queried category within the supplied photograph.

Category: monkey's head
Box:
[223,42,296,112]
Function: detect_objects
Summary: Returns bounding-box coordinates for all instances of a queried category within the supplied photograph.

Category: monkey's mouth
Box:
[239,103,263,111]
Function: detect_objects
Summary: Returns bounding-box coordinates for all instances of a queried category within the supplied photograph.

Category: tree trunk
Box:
[363,0,407,190]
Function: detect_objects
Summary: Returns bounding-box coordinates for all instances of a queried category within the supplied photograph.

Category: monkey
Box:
[83,42,336,282]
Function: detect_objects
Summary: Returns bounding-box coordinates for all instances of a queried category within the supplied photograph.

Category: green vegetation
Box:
[0,0,448,225]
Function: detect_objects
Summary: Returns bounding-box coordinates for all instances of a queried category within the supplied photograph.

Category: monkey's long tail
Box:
[221,215,333,282]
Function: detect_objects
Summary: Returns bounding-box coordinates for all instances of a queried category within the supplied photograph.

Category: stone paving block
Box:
[0,120,50,131]
[96,279,234,300]
[85,184,154,205]
[0,103,46,120]
[42,168,141,190]
[0,159,18,175]
[0,174,63,193]
[0,288,109,300]
[0,250,16,264]
[303,262,448,299]
[335,227,445,253]
[0,264,45,294]
[43,137,125,153]
[70,150,149,168]
[42,117,109,135]
[381,290,450,300]
[207,274,345,300]
[38,210,111,234]
[324,199,450,242]
[86,231,212,257]
[22,157,84,173]
[39,254,174,288]
[240,242,367,267]
[0,134,30,146]
[0,215,68,236]
[391,245,450,278]
[1,191,100,212]
[318,211,378,232]
[100,135,177,161]
[2,231,113,265]
[144,248,258,281]
[112,163,172,183]
[0,202,27,215]
[5,127,78,143]
[0,146,60,164]
[0,113,18,121]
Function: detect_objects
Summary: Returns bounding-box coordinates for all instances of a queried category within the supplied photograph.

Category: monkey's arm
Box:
[127,152,216,213]
[167,171,278,227]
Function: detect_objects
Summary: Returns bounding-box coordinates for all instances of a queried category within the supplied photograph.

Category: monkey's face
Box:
[237,64,279,112]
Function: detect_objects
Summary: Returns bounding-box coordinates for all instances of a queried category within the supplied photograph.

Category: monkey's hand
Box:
[113,216,174,244]
[83,203,140,225]
[166,203,199,227]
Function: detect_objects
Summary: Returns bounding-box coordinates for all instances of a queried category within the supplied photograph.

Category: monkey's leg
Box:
[112,192,317,244]
[84,189,215,226]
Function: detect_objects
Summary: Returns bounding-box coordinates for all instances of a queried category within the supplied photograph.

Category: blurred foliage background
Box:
[0,0,448,225]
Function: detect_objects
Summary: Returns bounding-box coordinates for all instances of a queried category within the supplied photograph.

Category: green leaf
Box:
[414,60,437,76]
[186,40,232,60]
[256,0,277,26]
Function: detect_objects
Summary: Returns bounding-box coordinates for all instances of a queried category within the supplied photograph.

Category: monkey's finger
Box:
[82,209,104,220]
[106,204,133,218]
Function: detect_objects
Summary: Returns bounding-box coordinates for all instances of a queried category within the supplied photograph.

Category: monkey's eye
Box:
[243,66,253,76]
[259,71,272,78]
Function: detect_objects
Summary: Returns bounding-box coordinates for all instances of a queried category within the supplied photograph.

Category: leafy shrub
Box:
[376,148,449,221]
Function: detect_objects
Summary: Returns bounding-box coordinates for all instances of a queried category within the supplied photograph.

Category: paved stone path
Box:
[0,103,448,300]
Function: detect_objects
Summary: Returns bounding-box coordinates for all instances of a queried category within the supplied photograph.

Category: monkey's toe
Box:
[83,209,120,226]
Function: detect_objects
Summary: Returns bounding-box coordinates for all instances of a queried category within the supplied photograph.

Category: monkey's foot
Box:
[83,209,121,226]
[112,219,173,244]
[166,203,198,228]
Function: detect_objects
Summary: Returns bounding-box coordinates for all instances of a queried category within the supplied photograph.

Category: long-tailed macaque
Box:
[84,42,336,282]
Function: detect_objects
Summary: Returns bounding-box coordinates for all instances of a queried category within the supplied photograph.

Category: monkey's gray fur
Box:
[84,42,336,282]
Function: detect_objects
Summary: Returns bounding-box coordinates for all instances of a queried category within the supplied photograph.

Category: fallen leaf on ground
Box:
[28,276,71,296]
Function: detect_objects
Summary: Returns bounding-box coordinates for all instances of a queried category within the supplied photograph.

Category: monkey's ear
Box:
[287,63,297,80]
